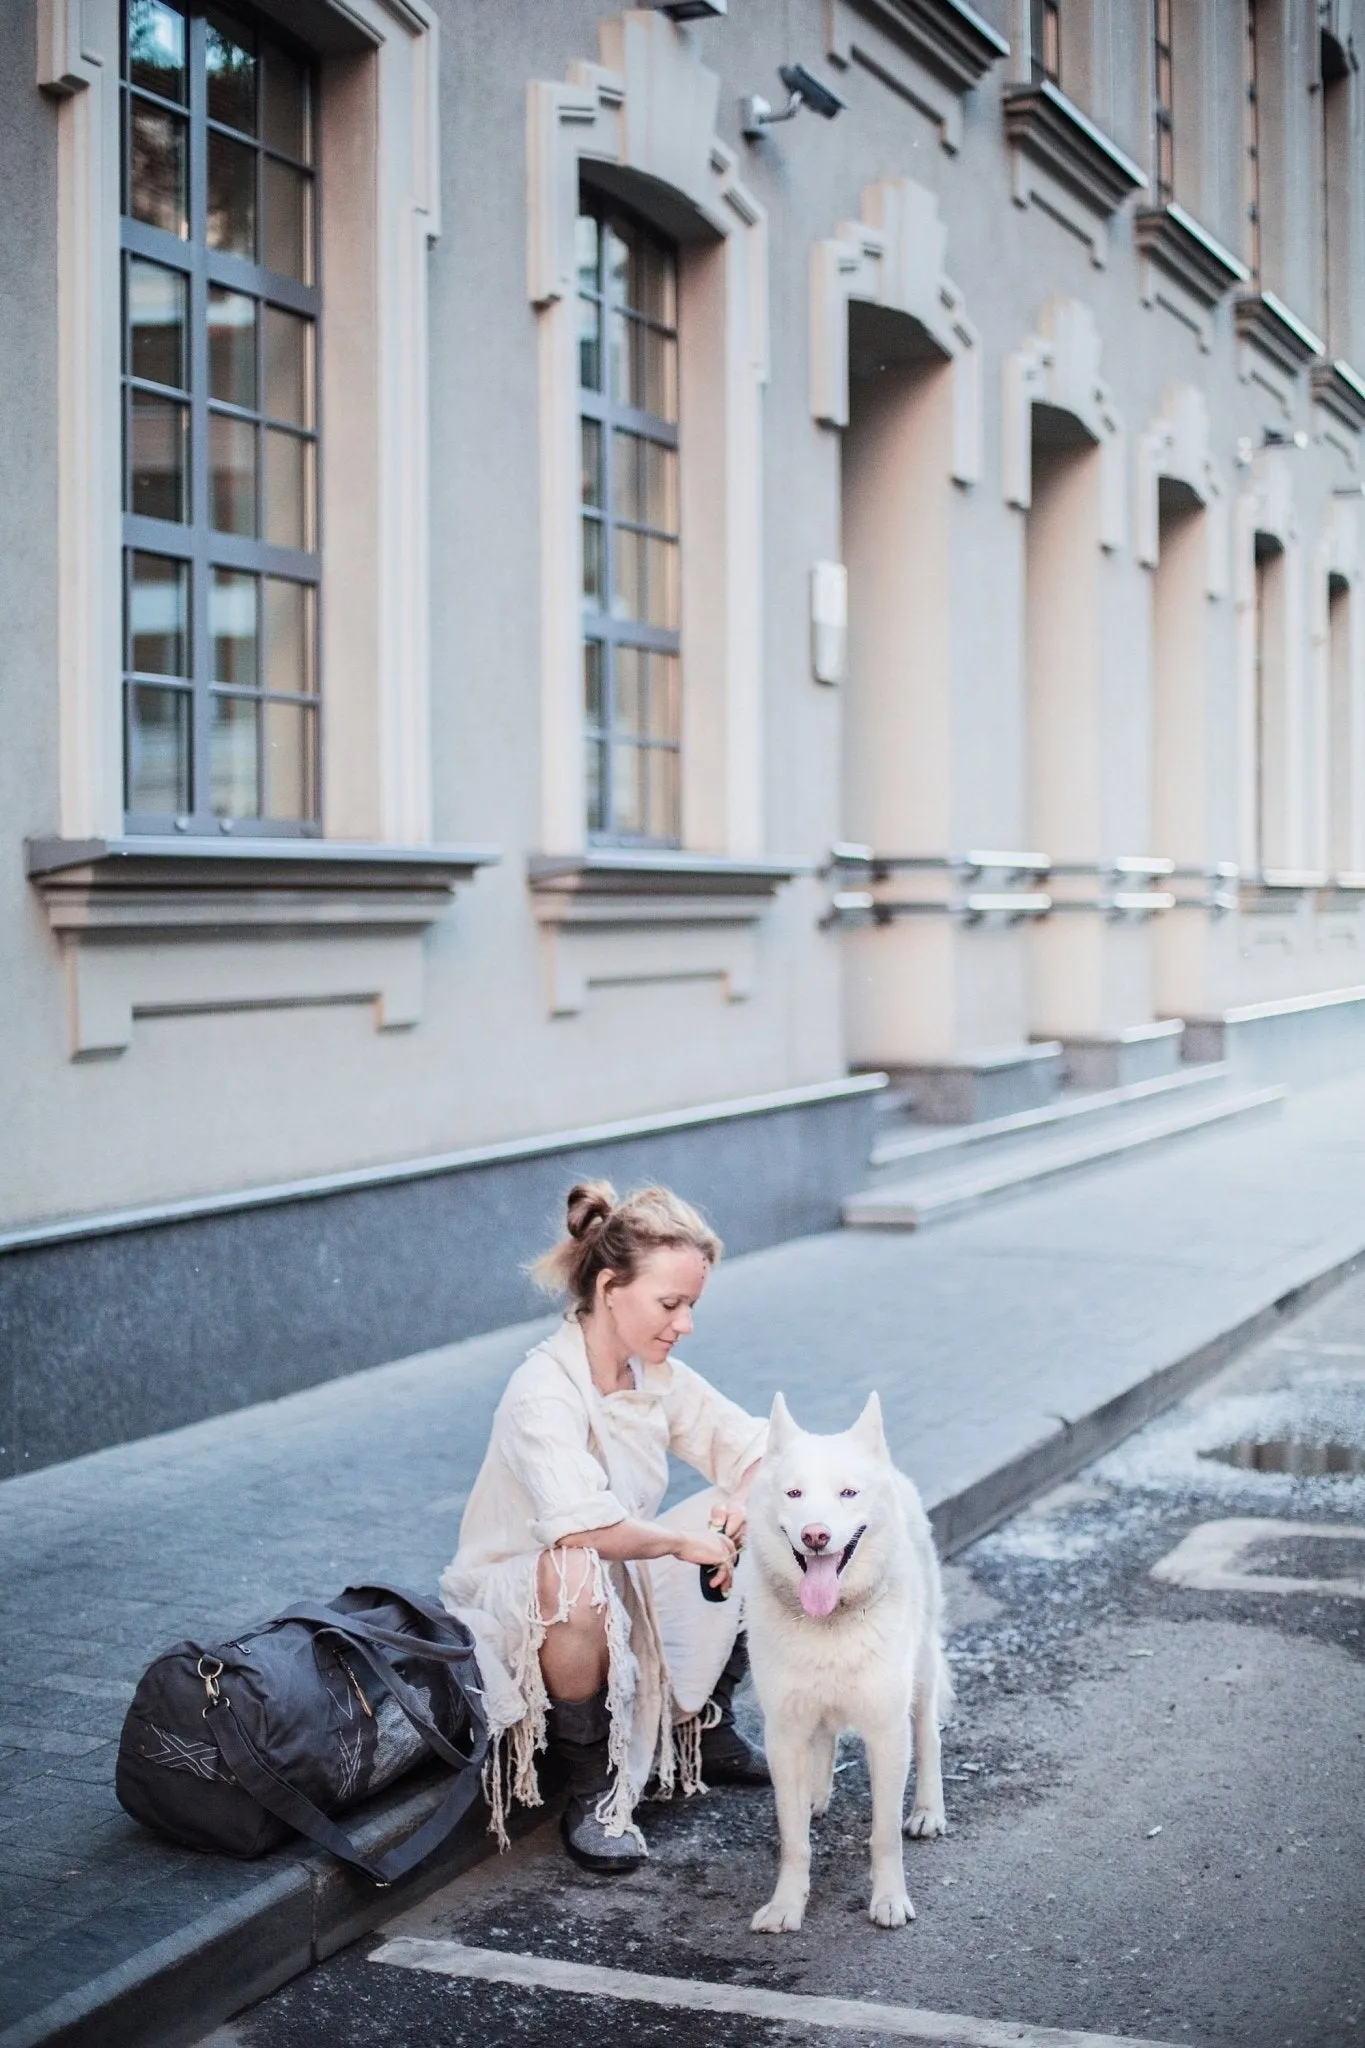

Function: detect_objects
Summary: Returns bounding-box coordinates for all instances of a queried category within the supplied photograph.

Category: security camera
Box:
[777,62,846,119]
[741,61,847,138]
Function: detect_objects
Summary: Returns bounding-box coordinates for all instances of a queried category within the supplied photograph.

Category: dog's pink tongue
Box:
[800,1554,841,1618]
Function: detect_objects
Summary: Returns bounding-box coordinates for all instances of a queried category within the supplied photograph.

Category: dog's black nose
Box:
[802,1524,831,1553]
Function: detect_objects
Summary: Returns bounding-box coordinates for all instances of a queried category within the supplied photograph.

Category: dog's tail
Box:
[928,1636,956,1728]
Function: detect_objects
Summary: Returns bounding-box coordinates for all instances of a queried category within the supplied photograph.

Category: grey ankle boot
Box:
[545,1686,643,1873]
[699,1633,771,1786]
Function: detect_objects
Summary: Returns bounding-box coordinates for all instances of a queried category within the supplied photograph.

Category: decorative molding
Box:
[1311,359,1365,434]
[821,0,1009,154]
[1135,385,1228,596]
[1003,298,1127,550]
[1234,291,1326,380]
[527,12,768,860]
[809,177,982,484]
[1001,80,1146,268]
[26,838,498,1057]
[1133,203,1248,352]
[527,850,799,1016]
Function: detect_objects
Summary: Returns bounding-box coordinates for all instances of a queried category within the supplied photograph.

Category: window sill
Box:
[527,849,805,926]
[526,851,806,1017]
[1311,358,1365,433]
[27,837,501,1057]
[27,836,500,928]
[1001,81,1146,219]
[831,0,1009,96]
[1133,203,1248,309]
[1233,291,1325,378]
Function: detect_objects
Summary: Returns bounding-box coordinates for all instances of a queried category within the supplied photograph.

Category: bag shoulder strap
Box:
[205,1700,485,1885]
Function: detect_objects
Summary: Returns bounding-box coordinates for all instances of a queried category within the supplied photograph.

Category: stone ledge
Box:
[1234,290,1325,377]
[1001,80,1146,218]
[25,837,501,1056]
[527,848,803,917]
[526,851,804,1015]
[823,0,1008,152]
[828,0,1008,96]
[1133,202,1248,308]
[1311,357,1365,432]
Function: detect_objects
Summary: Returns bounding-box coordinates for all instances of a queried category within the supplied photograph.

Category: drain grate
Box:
[1199,1437,1365,1477]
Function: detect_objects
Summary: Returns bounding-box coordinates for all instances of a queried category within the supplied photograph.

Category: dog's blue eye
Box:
[785,1488,803,1499]
[839,1487,859,1499]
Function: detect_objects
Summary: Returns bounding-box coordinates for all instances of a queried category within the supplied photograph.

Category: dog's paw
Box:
[869,1887,916,1929]
[811,1791,833,1818]
[750,1892,807,1934]
[905,1806,948,1839]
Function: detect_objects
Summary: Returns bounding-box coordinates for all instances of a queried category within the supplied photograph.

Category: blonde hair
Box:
[530,1180,722,1315]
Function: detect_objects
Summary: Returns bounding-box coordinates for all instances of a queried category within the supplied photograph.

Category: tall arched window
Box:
[1320,30,1351,354]
[120,0,321,834]
[577,193,681,846]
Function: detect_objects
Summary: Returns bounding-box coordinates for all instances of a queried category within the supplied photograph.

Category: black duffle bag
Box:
[115,1584,489,1884]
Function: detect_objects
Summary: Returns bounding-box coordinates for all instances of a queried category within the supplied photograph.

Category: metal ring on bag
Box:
[197,1655,224,1703]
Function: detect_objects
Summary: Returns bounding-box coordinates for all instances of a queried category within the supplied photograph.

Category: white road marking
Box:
[368,1937,1184,2048]
[1151,1517,1365,1598]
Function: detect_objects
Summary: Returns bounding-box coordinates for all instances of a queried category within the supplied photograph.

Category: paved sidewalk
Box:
[5,1070,1365,2047]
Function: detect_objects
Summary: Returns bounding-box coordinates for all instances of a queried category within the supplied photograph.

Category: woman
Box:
[439,1181,769,1872]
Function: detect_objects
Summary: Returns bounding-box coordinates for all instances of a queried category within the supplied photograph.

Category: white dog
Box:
[742,1390,950,1933]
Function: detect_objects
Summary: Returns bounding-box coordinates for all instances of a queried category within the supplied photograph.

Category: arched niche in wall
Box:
[1312,494,1365,876]
[1136,386,1229,597]
[809,177,982,485]
[1003,298,1127,551]
[1234,455,1303,874]
[526,10,769,858]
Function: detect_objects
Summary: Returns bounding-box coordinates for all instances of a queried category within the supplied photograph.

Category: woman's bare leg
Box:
[537,1548,610,1701]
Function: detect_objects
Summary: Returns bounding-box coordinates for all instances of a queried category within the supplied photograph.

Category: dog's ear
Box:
[767,1390,796,1451]
[848,1390,888,1456]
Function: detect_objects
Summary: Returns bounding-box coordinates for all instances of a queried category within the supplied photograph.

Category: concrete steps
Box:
[845,1067,1287,1229]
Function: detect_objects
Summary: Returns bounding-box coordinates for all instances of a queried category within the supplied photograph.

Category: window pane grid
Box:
[579,193,681,847]
[120,0,320,834]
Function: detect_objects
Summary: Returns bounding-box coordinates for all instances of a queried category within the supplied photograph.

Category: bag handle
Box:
[312,1626,484,1775]
[267,1601,489,1767]
[275,1596,484,1676]
[205,1699,486,1885]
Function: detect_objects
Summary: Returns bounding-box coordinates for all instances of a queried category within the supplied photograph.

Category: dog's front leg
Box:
[750,1726,814,1934]
[864,1714,914,1928]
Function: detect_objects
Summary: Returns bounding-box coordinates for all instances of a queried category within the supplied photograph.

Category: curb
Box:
[0,1777,552,2048]
[6,1240,1364,2048]
[929,1244,1365,1558]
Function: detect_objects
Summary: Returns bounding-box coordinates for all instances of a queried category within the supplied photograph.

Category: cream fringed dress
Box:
[438,1317,767,1847]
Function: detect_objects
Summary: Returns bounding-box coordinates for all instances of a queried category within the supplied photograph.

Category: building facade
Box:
[5,0,1365,1472]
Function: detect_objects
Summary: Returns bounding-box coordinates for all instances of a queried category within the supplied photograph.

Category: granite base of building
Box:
[1061,1020,1185,1091]
[1181,985,1365,1087]
[0,1076,883,1480]
[887,1041,1064,1124]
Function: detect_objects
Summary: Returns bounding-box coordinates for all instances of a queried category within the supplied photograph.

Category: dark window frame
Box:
[1031,0,1061,87]
[1244,0,1262,285]
[120,0,323,838]
[1153,0,1174,208]
[577,189,683,849]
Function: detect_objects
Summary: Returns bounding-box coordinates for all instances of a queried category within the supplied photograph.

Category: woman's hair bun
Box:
[565,1179,616,1241]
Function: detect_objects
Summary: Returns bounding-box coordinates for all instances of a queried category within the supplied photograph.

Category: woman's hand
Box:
[674,1525,737,1596]
[709,1455,760,1548]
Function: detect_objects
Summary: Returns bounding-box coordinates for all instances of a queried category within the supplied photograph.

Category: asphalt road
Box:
[201,1279,1365,2048]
